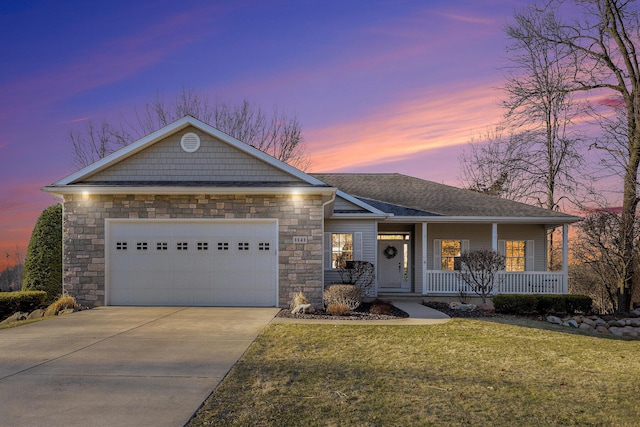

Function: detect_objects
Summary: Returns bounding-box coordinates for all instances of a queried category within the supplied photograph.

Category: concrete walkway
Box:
[271,301,451,325]
[0,307,279,427]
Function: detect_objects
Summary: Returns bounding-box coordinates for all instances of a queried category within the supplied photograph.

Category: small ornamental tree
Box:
[337,260,375,296]
[458,249,506,303]
[22,204,63,300]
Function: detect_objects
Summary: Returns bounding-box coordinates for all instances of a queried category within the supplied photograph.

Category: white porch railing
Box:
[424,271,566,295]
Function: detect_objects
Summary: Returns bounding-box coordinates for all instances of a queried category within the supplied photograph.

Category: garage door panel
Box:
[107,220,277,306]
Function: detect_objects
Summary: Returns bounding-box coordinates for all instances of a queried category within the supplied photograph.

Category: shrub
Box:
[290,291,308,309]
[45,294,78,316]
[493,294,593,315]
[326,303,350,316]
[562,295,593,315]
[0,291,48,320]
[22,204,63,301]
[324,284,361,310]
[536,295,567,314]
[370,299,394,315]
[336,261,375,296]
[493,294,538,314]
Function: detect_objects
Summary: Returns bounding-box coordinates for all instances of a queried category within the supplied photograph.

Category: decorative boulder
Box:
[546,315,562,325]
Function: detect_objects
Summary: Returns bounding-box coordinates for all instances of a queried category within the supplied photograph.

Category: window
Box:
[238,242,250,251]
[136,242,148,251]
[156,242,168,251]
[505,240,525,272]
[258,242,270,251]
[441,240,461,270]
[176,242,188,251]
[116,242,127,251]
[331,233,353,269]
[197,242,209,251]
[217,242,229,251]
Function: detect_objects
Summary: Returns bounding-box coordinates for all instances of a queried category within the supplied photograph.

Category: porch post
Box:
[562,223,569,293]
[422,222,427,294]
[491,223,498,251]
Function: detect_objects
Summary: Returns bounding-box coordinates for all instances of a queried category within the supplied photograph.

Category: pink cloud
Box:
[597,97,625,107]
[307,81,502,173]
[440,13,496,26]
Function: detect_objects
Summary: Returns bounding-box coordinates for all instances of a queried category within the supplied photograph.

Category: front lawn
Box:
[189,319,640,426]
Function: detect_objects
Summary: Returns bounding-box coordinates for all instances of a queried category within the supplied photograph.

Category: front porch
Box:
[375,222,570,297]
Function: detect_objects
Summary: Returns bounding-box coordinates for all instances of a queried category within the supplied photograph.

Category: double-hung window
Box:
[499,239,534,271]
[434,239,469,270]
[324,232,362,270]
[331,233,353,269]
[505,240,525,272]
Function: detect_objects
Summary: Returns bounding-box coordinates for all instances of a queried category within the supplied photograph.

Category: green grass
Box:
[189,319,640,426]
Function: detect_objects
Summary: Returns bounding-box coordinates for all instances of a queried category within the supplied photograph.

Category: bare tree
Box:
[571,210,640,313]
[70,88,310,170]
[458,249,506,304]
[517,0,640,312]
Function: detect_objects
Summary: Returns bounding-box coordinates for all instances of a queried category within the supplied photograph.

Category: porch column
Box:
[562,223,569,293]
[491,223,498,251]
[422,222,427,294]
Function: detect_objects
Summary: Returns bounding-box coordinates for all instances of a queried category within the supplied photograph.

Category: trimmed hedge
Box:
[493,294,592,315]
[0,291,48,320]
[22,204,63,300]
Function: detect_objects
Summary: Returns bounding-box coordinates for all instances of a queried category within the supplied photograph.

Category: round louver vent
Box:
[180,132,201,153]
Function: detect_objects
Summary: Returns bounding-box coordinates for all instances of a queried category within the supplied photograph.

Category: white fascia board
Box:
[335,190,386,215]
[41,185,336,197]
[386,215,582,224]
[330,213,389,219]
[55,116,326,187]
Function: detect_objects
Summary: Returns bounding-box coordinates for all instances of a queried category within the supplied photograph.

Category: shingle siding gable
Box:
[84,126,303,183]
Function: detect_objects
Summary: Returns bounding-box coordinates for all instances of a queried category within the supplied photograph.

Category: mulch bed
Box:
[276,302,410,320]
[422,301,507,319]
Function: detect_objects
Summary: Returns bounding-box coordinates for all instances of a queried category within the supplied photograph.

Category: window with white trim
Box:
[331,233,353,269]
[505,240,525,272]
[441,240,461,270]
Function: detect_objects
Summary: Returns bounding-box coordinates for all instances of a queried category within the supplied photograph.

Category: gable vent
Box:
[180,132,201,153]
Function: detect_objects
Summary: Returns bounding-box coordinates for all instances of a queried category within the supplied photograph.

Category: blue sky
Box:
[0,0,534,263]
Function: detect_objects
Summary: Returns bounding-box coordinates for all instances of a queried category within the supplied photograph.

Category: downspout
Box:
[321,192,337,304]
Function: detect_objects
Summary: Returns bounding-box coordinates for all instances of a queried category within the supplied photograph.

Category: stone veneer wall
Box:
[63,193,324,308]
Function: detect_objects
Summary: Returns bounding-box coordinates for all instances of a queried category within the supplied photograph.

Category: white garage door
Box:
[106,219,278,306]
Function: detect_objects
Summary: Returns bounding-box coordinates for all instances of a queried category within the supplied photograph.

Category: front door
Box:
[378,238,410,292]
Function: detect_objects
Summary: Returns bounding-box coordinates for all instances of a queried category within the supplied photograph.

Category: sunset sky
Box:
[0,0,548,266]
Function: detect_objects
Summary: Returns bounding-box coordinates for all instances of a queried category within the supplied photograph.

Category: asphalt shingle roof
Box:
[311,173,579,220]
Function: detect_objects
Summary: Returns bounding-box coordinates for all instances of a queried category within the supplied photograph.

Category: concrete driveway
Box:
[0,306,279,427]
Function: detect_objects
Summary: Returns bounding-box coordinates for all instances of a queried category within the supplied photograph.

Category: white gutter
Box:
[385,215,581,224]
[41,185,336,197]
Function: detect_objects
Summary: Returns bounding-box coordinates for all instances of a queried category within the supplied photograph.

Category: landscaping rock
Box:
[291,304,313,314]
[567,319,579,328]
[594,318,609,327]
[629,309,640,318]
[609,327,624,337]
[458,304,477,312]
[608,319,626,327]
[547,315,563,325]
[628,319,640,327]
[27,309,46,320]
[596,326,611,334]
[0,312,28,326]
[578,323,593,331]
[449,302,461,309]
[57,308,75,316]
[480,301,495,313]
[571,316,582,324]
[582,317,596,327]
